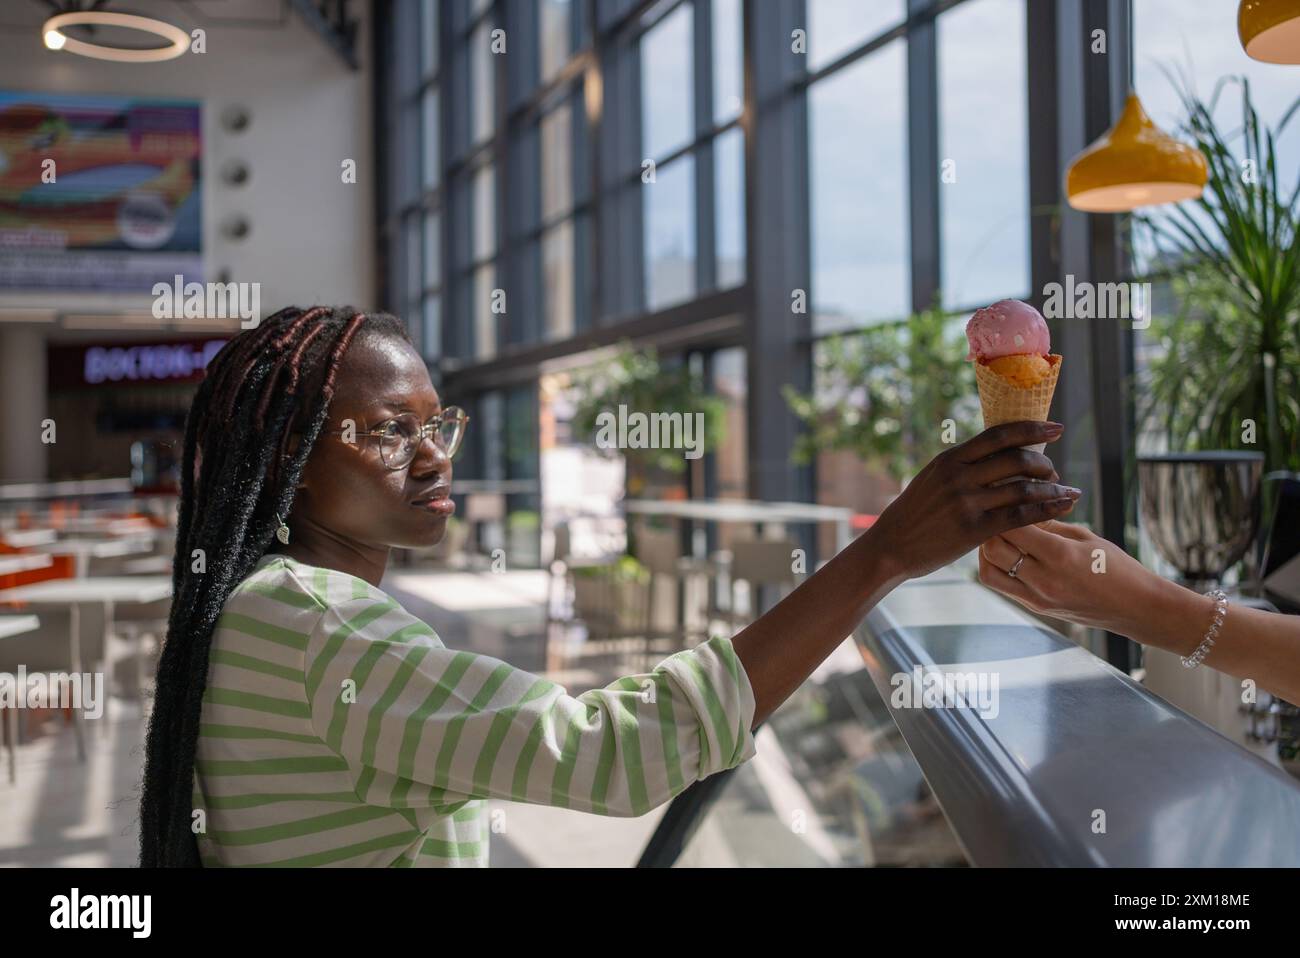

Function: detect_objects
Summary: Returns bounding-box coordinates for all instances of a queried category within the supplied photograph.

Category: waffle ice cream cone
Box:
[966,303,1065,524]
[975,354,1062,453]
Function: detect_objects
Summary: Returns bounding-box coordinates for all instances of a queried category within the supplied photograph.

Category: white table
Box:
[0,577,171,755]
[0,477,133,501]
[623,498,856,551]
[0,554,53,576]
[56,516,155,537]
[0,614,40,641]
[0,528,58,549]
[0,614,41,782]
[29,535,154,578]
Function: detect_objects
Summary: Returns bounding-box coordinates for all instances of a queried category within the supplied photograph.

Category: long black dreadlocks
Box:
[139,305,411,867]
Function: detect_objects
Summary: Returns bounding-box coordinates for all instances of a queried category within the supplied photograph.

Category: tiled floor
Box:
[0,567,668,867]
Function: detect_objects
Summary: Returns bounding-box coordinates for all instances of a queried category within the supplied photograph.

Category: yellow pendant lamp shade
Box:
[1065,93,1208,213]
[1239,0,1300,64]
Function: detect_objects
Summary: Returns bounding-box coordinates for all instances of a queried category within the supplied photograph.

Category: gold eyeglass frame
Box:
[320,407,470,470]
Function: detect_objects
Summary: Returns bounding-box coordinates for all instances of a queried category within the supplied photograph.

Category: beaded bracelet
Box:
[1180,589,1228,669]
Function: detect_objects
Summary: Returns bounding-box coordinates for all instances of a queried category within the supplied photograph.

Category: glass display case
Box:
[655,639,968,867]
[639,571,1300,868]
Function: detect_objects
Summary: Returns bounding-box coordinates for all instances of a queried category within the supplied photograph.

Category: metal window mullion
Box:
[624,35,644,317]
[491,1,508,356]
[693,0,716,296]
[1052,0,1136,672]
[598,36,645,322]
[441,0,458,364]
[701,346,720,556]
[584,0,604,330]
[374,0,395,314]
[743,0,811,507]
[906,0,941,314]
[1088,0,1136,669]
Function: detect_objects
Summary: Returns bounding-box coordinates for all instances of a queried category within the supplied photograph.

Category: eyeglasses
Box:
[322,407,469,470]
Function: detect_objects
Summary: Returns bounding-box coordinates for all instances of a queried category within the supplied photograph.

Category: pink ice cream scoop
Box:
[965,299,1051,361]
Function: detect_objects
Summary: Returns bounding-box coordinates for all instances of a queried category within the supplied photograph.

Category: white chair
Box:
[631,523,717,660]
[710,537,801,632]
[464,492,506,564]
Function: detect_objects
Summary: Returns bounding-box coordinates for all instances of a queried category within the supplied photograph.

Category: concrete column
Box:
[0,325,49,482]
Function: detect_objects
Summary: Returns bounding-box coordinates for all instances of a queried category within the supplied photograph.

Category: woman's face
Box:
[292,333,455,551]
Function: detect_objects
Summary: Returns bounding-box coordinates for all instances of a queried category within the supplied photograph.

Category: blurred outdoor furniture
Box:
[0,529,58,549]
[631,522,713,650]
[27,535,154,578]
[394,517,470,568]
[53,516,155,537]
[623,497,855,551]
[0,554,52,577]
[119,556,174,575]
[0,478,134,504]
[709,536,801,631]
[0,614,41,783]
[541,499,855,675]
[0,576,171,759]
[544,521,648,674]
[566,561,652,673]
[451,479,542,566]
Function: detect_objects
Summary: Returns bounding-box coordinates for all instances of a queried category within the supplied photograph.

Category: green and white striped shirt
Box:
[192,553,758,866]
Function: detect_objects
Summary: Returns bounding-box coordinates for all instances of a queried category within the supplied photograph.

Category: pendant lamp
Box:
[1065,92,1208,213]
[1239,0,1300,64]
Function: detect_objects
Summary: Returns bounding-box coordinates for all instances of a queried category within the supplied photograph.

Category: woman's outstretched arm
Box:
[980,520,1300,704]
[294,421,1076,820]
[735,420,1080,726]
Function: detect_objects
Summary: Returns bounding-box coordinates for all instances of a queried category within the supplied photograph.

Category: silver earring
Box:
[275,513,290,544]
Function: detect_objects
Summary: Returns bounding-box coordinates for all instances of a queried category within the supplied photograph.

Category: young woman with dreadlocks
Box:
[139,304,1080,867]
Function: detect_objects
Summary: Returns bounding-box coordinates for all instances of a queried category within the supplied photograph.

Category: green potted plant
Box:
[570,555,651,637]
[1135,76,1300,474]
[782,302,982,483]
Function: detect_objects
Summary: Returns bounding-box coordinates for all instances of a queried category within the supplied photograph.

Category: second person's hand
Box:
[979,519,1157,634]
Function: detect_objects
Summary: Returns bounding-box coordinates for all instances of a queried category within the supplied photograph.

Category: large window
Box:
[636,1,747,312]
[806,0,906,72]
[379,0,1049,519]
[938,0,1029,309]
[385,0,445,362]
[803,0,1034,534]
[540,0,575,82]
[641,4,694,160]
[809,41,909,333]
[644,151,696,312]
[393,0,748,368]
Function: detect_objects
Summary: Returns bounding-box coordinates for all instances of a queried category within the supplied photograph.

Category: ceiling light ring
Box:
[43,11,189,64]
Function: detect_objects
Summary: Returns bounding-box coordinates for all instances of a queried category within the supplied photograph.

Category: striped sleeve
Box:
[303,595,758,817]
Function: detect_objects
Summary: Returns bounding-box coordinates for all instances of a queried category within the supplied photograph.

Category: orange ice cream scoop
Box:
[985,353,1052,388]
